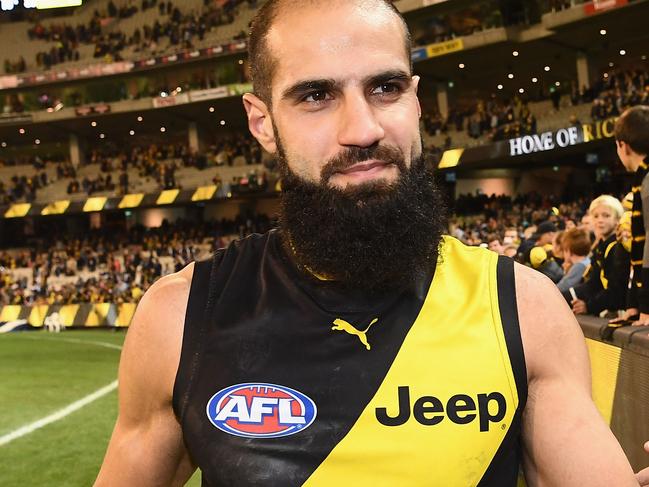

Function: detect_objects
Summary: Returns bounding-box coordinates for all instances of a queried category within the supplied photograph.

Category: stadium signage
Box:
[411,39,464,62]
[0,42,248,93]
[152,93,189,108]
[509,126,580,156]
[74,104,111,117]
[189,86,229,102]
[0,113,32,126]
[584,0,628,15]
[582,116,616,142]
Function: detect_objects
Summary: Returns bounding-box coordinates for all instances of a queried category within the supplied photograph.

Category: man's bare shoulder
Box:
[512,261,589,382]
[120,262,196,397]
[132,262,194,332]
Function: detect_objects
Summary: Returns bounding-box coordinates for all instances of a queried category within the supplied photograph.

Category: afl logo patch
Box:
[206,383,317,439]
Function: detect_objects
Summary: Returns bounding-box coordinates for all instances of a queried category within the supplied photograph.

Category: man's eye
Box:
[303,91,330,103]
[372,83,401,95]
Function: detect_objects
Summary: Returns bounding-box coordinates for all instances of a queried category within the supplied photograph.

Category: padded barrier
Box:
[0,303,136,328]
[579,315,649,471]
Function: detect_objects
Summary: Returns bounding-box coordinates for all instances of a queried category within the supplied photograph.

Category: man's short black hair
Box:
[614,105,649,156]
[248,0,413,106]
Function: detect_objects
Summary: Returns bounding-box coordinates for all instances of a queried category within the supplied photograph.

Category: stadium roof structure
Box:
[413,0,649,100]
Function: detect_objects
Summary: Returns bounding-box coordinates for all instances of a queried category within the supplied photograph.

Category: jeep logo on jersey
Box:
[376,386,507,432]
[206,383,317,439]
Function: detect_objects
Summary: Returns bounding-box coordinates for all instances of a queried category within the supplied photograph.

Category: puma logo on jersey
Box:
[331,318,378,350]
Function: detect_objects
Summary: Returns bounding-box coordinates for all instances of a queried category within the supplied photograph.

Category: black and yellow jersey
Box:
[173,230,527,486]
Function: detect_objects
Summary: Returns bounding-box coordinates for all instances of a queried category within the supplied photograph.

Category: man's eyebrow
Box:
[363,70,412,87]
[281,79,338,101]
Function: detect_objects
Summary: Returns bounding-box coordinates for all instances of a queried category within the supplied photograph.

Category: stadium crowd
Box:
[0,215,272,306]
[589,68,649,121]
[451,190,634,318]
[5,0,257,72]
[422,67,649,143]
[0,134,264,202]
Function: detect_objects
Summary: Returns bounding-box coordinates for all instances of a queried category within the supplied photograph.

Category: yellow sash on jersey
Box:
[304,237,520,486]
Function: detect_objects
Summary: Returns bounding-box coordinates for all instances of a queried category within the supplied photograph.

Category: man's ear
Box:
[242,93,277,154]
[412,75,421,118]
[618,140,632,157]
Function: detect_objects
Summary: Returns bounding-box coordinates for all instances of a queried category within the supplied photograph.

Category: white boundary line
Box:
[16,333,124,351]
[0,380,118,446]
[0,334,122,447]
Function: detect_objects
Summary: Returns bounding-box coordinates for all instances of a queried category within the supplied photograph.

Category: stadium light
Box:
[512,50,519,57]
[642,55,647,60]
[1,142,6,148]
[91,121,97,127]
[507,73,514,79]
[209,107,215,112]
[458,63,465,69]
[19,128,25,134]
[532,77,538,83]
[35,139,40,145]
[35,0,82,9]
[129,130,135,136]
[160,127,166,133]
[555,81,561,87]
[519,88,525,94]
[600,29,607,35]
[220,120,226,126]
[497,84,503,90]
[238,60,244,65]
[604,73,609,79]
[137,116,143,122]
[609,62,614,67]
[619,49,626,56]
[99,133,105,139]
[544,66,550,72]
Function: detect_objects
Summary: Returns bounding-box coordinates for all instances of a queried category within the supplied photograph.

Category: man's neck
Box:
[631,154,648,172]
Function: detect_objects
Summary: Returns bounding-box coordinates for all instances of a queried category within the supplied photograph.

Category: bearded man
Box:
[95,1,641,485]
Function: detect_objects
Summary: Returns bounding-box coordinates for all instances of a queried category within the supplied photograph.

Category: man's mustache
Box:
[319,145,407,184]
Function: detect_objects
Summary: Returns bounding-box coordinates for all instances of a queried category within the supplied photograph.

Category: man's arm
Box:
[515,263,638,486]
[94,263,196,486]
[635,174,649,325]
[638,441,649,486]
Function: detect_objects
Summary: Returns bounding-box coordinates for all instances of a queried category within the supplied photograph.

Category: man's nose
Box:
[337,93,385,148]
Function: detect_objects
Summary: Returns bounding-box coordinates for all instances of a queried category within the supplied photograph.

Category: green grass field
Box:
[0,330,201,487]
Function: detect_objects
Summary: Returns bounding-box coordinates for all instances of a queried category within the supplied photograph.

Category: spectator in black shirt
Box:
[566,195,629,316]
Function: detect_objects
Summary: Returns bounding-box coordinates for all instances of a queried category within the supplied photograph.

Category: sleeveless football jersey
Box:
[173,230,527,486]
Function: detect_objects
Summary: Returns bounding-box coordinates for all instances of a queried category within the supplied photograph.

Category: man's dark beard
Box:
[277,142,448,293]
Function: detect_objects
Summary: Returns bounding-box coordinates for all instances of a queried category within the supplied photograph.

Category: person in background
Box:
[566,195,630,316]
[557,228,591,293]
[503,227,520,246]
[529,245,564,283]
[487,234,504,255]
[580,213,595,241]
[613,105,649,326]
[503,244,518,259]
[517,221,557,263]
[618,211,633,254]
[552,231,565,268]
